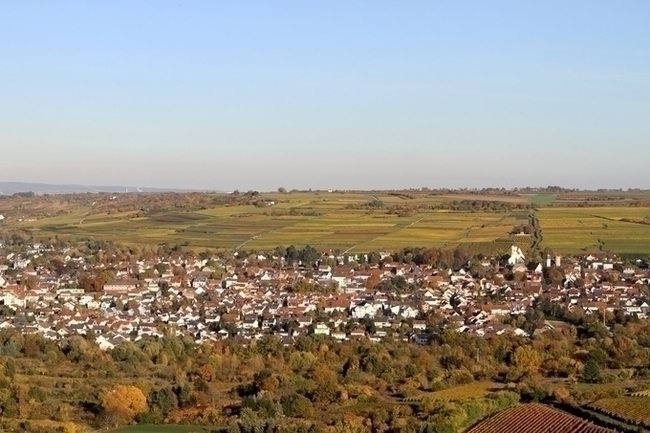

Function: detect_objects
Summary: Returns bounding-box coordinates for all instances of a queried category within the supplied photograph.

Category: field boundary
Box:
[342,213,432,253]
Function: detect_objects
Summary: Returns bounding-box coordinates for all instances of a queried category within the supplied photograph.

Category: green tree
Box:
[281,393,314,418]
[151,387,178,414]
[583,358,602,383]
[177,383,195,407]
[154,263,168,275]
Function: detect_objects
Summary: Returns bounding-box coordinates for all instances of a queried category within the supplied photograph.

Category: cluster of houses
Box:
[0,242,649,350]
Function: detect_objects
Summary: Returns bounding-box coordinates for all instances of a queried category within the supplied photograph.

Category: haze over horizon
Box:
[1,1,649,191]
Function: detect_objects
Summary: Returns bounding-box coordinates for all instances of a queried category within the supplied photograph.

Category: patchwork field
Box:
[7,191,650,254]
[16,210,521,253]
[9,192,526,253]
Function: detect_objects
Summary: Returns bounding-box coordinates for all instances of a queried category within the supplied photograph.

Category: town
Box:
[3,0,648,430]
[1,236,648,351]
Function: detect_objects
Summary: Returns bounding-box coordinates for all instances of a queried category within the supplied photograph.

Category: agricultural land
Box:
[466,403,615,433]
[2,189,650,256]
[1,189,650,433]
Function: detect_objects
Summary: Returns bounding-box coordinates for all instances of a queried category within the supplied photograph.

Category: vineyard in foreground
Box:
[588,397,650,428]
[466,404,615,433]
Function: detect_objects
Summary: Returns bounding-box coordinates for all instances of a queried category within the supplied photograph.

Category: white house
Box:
[314,323,330,335]
[1,290,26,308]
[351,302,382,319]
[412,320,427,331]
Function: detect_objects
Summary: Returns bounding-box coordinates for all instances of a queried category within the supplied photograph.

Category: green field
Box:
[524,193,556,206]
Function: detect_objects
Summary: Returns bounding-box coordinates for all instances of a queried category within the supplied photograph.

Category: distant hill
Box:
[0,182,214,195]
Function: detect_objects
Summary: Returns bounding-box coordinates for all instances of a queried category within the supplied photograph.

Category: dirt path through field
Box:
[234,214,325,251]
[79,202,96,225]
[342,213,432,254]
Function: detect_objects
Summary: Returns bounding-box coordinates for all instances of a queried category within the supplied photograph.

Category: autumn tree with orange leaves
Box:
[101,385,147,426]
[365,271,382,290]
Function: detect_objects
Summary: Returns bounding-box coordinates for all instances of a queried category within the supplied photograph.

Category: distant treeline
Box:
[295,186,590,194]
[552,201,650,208]
[0,190,287,220]
[346,199,529,214]
[261,209,322,217]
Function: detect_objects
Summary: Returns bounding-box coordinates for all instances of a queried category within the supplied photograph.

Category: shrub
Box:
[280,393,314,418]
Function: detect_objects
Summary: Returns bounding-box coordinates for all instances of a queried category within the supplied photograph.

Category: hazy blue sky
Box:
[1,1,649,191]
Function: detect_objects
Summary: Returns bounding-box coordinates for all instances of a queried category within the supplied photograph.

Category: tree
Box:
[310,366,339,403]
[278,187,287,194]
[151,387,178,414]
[452,247,471,269]
[177,382,195,407]
[23,275,38,290]
[281,393,314,418]
[98,270,116,285]
[102,385,147,425]
[582,358,602,383]
[154,263,168,275]
[545,267,564,285]
[552,386,573,404]
[604,270,621,284]
[366,272,382,290]
[512,345,542,374]
[5,358,16,378]
[195,364,216,382]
